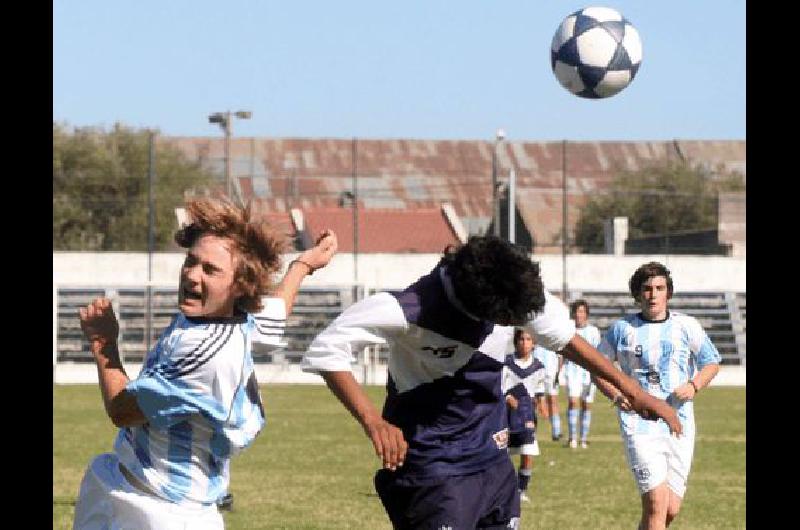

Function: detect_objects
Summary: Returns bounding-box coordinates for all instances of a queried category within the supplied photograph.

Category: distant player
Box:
[72,198,337,530]
[563,299,601,449]
[302,236,681,530]
[533,343,563,441]
[595,262,721,530]
[502,328,546,503]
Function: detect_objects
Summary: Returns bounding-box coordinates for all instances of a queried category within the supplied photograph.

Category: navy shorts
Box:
[374,457,521,530]
[508,428,535,448]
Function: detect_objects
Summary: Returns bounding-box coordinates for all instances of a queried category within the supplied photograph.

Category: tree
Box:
[53,122,217,251]
[573,161,746,253]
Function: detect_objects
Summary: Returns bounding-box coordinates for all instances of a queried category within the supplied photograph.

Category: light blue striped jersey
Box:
[532,345,560,374]
[599,311,721,436]
[563,324,601,385]
[114,297,286,506]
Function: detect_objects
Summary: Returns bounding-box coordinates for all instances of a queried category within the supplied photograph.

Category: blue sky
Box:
[53,1,745,142]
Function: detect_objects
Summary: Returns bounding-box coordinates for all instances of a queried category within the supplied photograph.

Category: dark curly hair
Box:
[439,236,545,325]
[174,197,287,313]
[629,261,674,302]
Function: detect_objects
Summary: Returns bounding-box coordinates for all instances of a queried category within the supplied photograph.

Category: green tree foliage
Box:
[574,161,746,253]
[53,122,217,251]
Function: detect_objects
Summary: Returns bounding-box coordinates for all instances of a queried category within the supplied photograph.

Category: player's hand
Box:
[79,298,119,348]
[506,395,519,410]
[297,229,338,273]
[672,382,696,402]
[363,415,408,471]
[613,394,632,412]
[628,391,683,436]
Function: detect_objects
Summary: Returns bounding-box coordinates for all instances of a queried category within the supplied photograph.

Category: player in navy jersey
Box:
[563,299,601,449]
[502,328,546,503]
[303,236,682,530]
[595,262,721,530]
[72,197,337,530]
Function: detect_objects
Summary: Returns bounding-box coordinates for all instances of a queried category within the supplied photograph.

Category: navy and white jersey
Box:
[563,324,601,385]
[599,311,721,437]
[303,265,574,481]
[114,297,286,506]
[501,354,545,433]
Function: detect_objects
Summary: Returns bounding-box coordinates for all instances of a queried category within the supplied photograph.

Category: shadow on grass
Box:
[53,497,76,507]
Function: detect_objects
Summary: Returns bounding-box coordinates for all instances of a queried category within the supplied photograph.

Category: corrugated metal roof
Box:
[161,137,745,253]
[303,207,459,253]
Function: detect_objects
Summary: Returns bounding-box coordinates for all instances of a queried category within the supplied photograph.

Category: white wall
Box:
[54,252,746,292]
[54,363,745,386]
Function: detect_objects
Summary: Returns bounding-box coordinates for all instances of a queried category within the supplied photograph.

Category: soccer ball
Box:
[550,6,642,99]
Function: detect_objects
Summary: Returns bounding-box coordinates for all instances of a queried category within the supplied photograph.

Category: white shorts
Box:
[73,453,224,530]
[566,379,596,402]
[622,432,695,498]
[508,439,540,456]
[543,370,560,396]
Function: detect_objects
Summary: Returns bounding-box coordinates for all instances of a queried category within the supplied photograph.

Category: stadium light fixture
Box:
[208,110,252,202]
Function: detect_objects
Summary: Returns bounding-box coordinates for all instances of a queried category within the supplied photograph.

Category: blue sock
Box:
[518,469,532,491]
[581,410,592,441]
[551,414,561,438]
[568,409,579,440]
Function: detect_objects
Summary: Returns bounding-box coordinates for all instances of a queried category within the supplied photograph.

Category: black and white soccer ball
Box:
[550,6,642,99]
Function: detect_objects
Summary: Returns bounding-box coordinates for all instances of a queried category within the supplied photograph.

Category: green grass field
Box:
[54,384,745,529]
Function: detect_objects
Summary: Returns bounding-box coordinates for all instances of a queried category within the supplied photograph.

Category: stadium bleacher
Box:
[55,286,352,365]
[56,287,746,366]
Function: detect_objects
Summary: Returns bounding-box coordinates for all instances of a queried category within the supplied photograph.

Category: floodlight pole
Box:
[146,130,156,354]
[562,139,568,301]
[492,129,506,238]
[209,110,252,205]
[508,169,516,243]
[352,137,359,287]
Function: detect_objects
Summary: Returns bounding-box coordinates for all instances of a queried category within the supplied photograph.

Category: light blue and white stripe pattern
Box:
[114,297,286,506]
[599,311,721,437]
[533,345,560,374]
[563,324,601,385]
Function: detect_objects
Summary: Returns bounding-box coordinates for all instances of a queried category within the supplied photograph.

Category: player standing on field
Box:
[302,236,682,530]
[533,343,563,441]
[563,299,601,449]
[72,198,337,530]
[501,328,546,504]
[595,262,721,530]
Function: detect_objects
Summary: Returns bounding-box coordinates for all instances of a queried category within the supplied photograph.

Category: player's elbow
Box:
[106,392,147,428]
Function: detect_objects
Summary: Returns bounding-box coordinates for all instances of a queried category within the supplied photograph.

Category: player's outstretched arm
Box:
[321,371,408,471]
[79,298,147,428]
[592,374,632,411]
[560,334,682,435]
[272,229,338,315]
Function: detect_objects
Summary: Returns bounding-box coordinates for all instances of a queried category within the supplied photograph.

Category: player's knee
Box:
[641,488,669,517]
[665,498,682,525]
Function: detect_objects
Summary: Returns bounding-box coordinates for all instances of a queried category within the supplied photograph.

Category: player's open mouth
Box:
[182,286,202,301]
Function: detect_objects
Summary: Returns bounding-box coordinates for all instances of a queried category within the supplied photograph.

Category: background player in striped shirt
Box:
[72,198,338,530]
[533,343,563,441]
[502,328,546,503]
[303,236,682,530]
[594,262,721,530]
[563,299,601,449]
